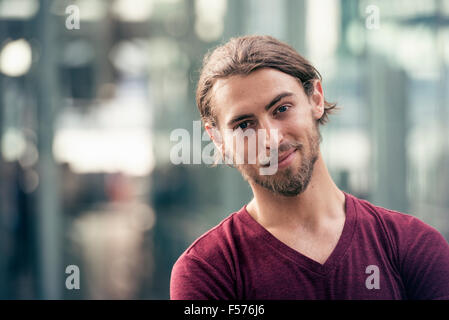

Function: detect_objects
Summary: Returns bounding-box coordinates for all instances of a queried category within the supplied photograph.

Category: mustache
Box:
[260,141,303,166]
[277,141,302,153]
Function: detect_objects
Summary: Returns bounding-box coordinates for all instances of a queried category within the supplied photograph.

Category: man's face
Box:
[208,68,324,197]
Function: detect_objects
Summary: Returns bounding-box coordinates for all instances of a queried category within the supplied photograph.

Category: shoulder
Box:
[182,209,243,260]
[351,194,449,299]
[170,209,245,300]
[172,207,248,274]
[351,194,449,269]
[353,195,441,240]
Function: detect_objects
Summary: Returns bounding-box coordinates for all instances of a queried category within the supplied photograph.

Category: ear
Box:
[310,80,325,120]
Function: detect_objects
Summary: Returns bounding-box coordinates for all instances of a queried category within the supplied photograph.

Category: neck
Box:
[246,152,345,232]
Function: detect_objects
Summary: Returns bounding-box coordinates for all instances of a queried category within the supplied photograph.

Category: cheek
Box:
[288,113,315,135]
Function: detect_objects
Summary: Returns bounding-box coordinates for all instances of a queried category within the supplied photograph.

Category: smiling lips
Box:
[261,148,297,168]
[278,148,296,162]
[277,148,297,168]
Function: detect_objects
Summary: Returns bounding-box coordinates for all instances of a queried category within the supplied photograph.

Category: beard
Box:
[235,123,321,197]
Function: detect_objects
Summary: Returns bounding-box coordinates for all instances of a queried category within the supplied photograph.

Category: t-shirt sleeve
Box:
[400,218,449,300]
[170,252,236,300]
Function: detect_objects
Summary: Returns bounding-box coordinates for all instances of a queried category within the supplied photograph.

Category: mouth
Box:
[261,148,297,168]
[278,148,296,162]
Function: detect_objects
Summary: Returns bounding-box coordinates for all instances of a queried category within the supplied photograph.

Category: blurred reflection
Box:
[69,185,155,299]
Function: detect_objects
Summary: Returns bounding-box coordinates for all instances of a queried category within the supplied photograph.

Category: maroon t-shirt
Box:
[170,192,449,299]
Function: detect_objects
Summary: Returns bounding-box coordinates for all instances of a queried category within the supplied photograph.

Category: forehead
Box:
[211,68,304,126]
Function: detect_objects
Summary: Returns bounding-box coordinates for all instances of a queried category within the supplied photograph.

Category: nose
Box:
[259,118,283,151]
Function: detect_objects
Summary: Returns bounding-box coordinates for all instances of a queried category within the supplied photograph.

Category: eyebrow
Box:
[226,92,294,127]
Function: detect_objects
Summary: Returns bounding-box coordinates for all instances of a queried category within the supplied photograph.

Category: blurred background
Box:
[0,0,448,299]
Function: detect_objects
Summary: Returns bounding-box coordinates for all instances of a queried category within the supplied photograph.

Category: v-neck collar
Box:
[237,191,358,276]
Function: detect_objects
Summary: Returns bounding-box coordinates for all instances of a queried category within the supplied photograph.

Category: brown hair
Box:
[196,35,338,128]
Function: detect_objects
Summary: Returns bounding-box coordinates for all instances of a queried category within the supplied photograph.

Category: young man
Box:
[170,35,449,299]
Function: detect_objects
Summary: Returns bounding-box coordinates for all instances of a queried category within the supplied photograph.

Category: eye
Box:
[235,121,251,130]
[274,105,290,115]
